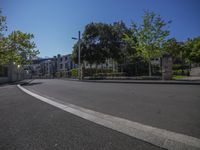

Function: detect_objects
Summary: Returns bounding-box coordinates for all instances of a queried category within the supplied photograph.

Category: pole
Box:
[78,31,81,80]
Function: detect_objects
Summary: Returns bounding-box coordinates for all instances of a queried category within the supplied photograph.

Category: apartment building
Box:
[29,54,76,78]
[56,54,76,72]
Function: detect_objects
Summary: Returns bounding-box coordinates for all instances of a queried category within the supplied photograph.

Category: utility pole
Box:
[72,31,81,80]
[78,31,81,80]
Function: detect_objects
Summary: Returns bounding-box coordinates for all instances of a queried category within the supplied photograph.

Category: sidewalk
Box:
[15,77,200,86]
[81,79,200,85]
[176,76,200,81]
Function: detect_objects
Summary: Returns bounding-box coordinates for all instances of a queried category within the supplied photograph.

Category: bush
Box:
[83,68,113,77]
[172,64,190,70]
[71,69,78,77]
[173,69,189,76]
[55,72,61,78]
[93,72,126,77]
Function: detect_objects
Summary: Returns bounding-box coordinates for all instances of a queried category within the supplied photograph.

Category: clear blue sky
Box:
[1,0,200,57]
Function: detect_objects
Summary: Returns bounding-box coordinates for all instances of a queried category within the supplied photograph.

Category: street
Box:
[0,84,164,150]
[24,79,200,138]
[1,0,200,149]
[0,79,200,150]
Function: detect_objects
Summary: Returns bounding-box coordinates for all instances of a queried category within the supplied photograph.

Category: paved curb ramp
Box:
[17,84,200,150]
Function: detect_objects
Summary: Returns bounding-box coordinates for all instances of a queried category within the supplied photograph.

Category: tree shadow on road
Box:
[21,82,43,86]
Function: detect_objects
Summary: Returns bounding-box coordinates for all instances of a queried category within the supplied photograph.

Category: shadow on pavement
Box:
[21,82,43,86]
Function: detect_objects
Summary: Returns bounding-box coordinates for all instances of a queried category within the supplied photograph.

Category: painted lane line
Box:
[17,84,200,150]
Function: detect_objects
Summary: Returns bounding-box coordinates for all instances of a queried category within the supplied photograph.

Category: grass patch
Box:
[172,75,186,80]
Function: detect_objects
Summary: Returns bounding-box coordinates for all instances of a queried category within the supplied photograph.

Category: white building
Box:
[56,54,76,72]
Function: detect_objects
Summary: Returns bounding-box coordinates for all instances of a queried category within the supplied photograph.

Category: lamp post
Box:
[72,31,81,80]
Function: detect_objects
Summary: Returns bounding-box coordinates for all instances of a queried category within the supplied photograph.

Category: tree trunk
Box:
[148,61,152,76]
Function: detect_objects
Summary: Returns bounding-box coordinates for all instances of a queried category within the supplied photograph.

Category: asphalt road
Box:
[0,85,164,150]
[24,79,200,138]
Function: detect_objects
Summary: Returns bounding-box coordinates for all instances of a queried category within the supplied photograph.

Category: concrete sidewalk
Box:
[176,76,200,81]
[81,79,200,85]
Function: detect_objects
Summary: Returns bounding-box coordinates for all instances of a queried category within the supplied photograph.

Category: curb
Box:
[80,80,200,85]
[59,78,200,85]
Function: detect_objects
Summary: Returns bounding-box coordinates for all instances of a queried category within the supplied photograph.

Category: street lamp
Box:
[72,31,81,80]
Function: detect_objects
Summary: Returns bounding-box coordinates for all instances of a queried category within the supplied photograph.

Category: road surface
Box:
[0,84,163,150]
[24,79,200,138]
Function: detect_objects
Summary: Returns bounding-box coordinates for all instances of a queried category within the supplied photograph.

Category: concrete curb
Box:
[17,84,200,150]
[61,78,200,85]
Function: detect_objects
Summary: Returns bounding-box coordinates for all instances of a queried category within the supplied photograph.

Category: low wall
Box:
[0,77,9,84]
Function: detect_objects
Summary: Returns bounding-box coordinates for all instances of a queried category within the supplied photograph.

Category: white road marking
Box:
[17,84,200,150]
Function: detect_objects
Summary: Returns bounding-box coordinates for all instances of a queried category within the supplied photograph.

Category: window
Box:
[65,63,68,68]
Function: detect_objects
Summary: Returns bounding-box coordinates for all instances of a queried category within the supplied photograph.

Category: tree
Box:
[162,38,183,62]
[72,22,130,67]
[0,9,7,36]
[0,10,39,66]
[0,31,39,66]
[0,9,8,65]
[108,21,131,63]
[72,41,93,64]
[185,37,200,64]
[124,11,171,76]
[72,23,108,66]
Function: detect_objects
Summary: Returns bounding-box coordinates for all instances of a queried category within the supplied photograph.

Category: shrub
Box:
[173,69,189,76]
[71,69,78,77]
[55,72,61,78]
[83,68,113,77]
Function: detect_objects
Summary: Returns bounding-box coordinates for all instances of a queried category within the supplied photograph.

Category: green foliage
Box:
[125,11,171,62]
[0,31,39,66]
[0,9,7,36]
[185,37,200,63]
[71,69,78,77]
[0,10,39,66]
[163,36,200,65]
[72,21,130,65]
[172,75,186,80]
[93,72,125,78]
[172,69,189,76]
[162,38,183,61]
[82,22,109,64]
[72,40,94,64]
[0,37,9,65]
[124,11,171,76]
[83,68,113,76]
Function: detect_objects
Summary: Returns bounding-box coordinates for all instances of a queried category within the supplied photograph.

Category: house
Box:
[28,54,76,78]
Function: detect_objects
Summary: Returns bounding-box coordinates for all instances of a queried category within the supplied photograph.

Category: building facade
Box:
[29,54,76,78]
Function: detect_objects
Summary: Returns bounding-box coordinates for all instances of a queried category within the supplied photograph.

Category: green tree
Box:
[108,21,131,63]
[125,11,171,76]
[72,41,94,64]
[185,37,200,64]
[123,23,138,63]
[0,10,39,66]
[72,23,108,66]
[0,9,8,65]
[0,31,39,66]
[72,22,130,67]
[162,38,183,62]
[0,9,7,36]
